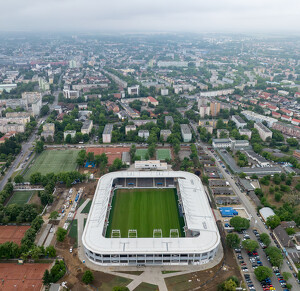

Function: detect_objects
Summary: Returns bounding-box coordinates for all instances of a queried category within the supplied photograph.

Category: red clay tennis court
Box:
[86,147,130,165]
[0,263,51,291]
[0,225,30,245]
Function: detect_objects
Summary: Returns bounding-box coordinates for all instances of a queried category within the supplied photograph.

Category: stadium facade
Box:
[82,171,220,266]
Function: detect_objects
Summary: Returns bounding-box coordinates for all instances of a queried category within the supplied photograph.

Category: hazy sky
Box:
[1,0,300,33]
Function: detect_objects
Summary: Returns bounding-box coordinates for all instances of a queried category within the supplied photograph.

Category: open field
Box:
[134,282,159,291]
[23,150,79,180]
[7,191,35,205]
[0,263,51,291]
[135,149,148,160]
[0,225,30,245]
[156,149,171,160]
[86,147,130,165]
[106,188,184,238]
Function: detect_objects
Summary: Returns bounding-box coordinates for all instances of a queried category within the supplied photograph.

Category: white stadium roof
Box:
[82,171,220,255]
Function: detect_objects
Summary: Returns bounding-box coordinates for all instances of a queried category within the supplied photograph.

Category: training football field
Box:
[23,150,79,180]
[106,188,184,238]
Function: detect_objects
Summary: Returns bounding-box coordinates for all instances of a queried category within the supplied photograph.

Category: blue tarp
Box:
[219,207,238,217]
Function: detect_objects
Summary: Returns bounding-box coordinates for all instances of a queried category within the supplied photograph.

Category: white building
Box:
[125,125,136,135]
[138,130,149,140]
[160,129,171,141]
[199,89,234,98]
[64,130,76,140]
[254,122,273,141]
[161,88,169,96]
[180,124,192,142]
[259,207,275,222]
[199,106,210,118]
[239,128,252,139]
[63,89,79,99]
[232,115,247,128]
[102,124,113,143]
[128,85,140,96]
[81,120,93,135]
[242,110,277,127]
[82,171,220,266]
[135,160,168,170]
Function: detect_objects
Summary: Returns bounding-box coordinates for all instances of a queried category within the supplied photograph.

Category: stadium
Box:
[82,171,220,266]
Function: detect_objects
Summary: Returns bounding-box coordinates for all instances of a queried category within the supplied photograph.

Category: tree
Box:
[223,279,237,291]
[239,172,246,179]
[86,152,94,162]
[148,144,155,158]
[56,227,67,242]
[35,140,44,153]
[266,215,281,229]
[82,270,94,284]
[286,227,296,235]
[286,138,298,147]
[229,216,250,231]
[265,246,283,267]
[30,172,42,184]
[45,245,56,257]
[226,233,240,249]
[65,134,72,143]
[259,233,271,247]
[254,266,272,282]
[40,105,50,116]
[242,240,259,252]
[202,175,209,185]
[251,174,258,179]
[43,269,51,285]
[14,175,24,184]
[49,211,59,220]
[282,272,292,282]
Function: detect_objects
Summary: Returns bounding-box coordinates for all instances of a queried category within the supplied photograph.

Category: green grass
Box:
[68,219,78,247]
[23,150,79,180]
[81,200,92,214]
[98,277,132,291]
[135,149,148,160]
[134,282,159,291]
[106,188,184,238]
[156,149,171,160]
[7,191,34,205]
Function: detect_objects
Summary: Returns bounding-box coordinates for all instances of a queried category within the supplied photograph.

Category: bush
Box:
[56,227,67,242]
[226,234,240,249]
[82,270,94,284]
[229,216,250,231]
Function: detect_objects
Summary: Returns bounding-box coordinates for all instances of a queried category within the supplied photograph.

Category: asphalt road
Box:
[197,141,299,290]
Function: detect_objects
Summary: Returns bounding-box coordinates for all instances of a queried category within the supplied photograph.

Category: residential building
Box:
[128,85,140,96]
[242,110,277,127]
[210,102,220,117]
[0,84,17,93]
[125,125,136,135]
[133,119,157,127]
[63,89,79,99]
[160,129,171,141]
[21,92,42,111]
[102,124,113,143]
[273,225,295,248]
[165,116,174,127]
[161,88,168,96]
[212,138,249,150]
[81,120,93,135]
[199,119,228,128]
[0,124,25,133]
[254,122,273,141]
[41,123,55,141]
[38,78,50,91]
[199,105,210,118]
[64,130,76,140]
[199,89,234,97]
[0,132,16,143]
[239,128,252,139]
[180,124,192,142]
[32,98,42,116]
[232,115,247,128]
[272,122,300,138]
[245,150,269,167]
[217,129,229,138]
[147,96,159,106]
[138,130,149,140]
[293,150,300,160]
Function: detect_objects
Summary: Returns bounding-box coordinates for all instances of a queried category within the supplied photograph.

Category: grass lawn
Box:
[23,150,79,180]
[135,149,148,160]
[7,191,34,205]
[156,149,171,160]
[68,219,78,247]
[106,188,183,238]
[98,277,132,291]
[81,200,92,214]
[134,282,159,291]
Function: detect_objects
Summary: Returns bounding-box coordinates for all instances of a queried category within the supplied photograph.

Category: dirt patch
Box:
[0,225,30,245]
[86,147,130,165]
[165,222,242,291]
[55,237,131,291]
[0,263,51,291]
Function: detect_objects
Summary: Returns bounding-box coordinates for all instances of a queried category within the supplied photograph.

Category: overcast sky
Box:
[1,0,300,33]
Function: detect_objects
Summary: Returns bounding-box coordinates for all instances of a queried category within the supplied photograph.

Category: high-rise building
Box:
[210,102,220,117]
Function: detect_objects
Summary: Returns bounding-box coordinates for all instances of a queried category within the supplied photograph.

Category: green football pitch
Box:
[23,150,79,180]
[156,149,171,160]
[135,149,148,160]
[7,191,34,205]
[106,188,184,238]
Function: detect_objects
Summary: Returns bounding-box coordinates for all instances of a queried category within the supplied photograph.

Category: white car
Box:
[69,247,73,253]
